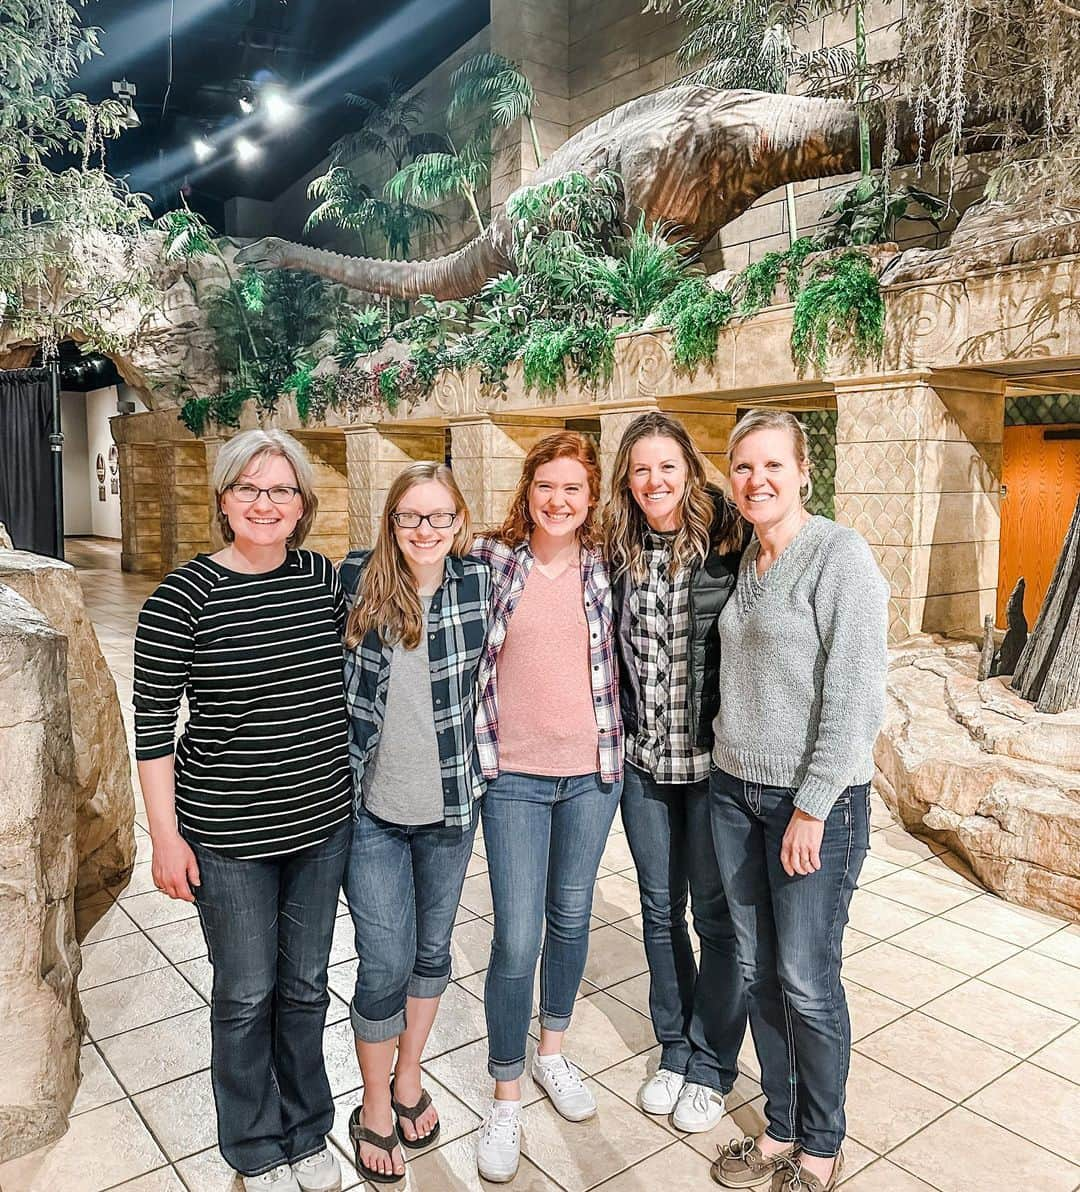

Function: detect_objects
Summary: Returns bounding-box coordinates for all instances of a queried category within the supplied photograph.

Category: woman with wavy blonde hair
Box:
[338,462,490,1183]
[470,431,623,1183]
[604,411,748,1134]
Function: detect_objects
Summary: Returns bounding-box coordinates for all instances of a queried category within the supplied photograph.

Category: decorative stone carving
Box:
[0,584,82,1161]
[875,641,1080,920]
[0,550,136,902]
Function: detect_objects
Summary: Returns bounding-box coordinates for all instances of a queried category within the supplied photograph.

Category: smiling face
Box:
[728,426,809,532]
[219,452,304,552]
[527,456,593,545]
[627,434,689,532]
[391,479,463,575]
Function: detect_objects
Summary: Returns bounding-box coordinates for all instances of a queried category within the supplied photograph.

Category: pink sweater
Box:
[495,563,600,777]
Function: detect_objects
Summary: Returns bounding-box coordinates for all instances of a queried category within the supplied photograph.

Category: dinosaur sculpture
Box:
[235,85,908,300]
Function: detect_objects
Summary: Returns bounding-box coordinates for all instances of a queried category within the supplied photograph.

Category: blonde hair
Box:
[605,411,743,581]
[213,429,318,547]
[488,430,602,550]
[345,462,472,650]
[727,409,813,506]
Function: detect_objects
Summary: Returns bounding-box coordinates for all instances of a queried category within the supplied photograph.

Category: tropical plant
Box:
[790,249,884,373]
[815,173,948,247]
[736,235,816,314]
[653,277,735,372]
[0,0,153,355]
[306,80,447,256]
[588,216,698,321]
[448,52,545,168]
[384,132,492,235]
[333,306,386,367]
[520,320,615,393]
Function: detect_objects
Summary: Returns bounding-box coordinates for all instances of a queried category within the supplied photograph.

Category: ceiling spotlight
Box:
[111,78,140,129]
[234,136,260,164]
[192,136,214,162]
[262,89,296,125]
[238,93,255,114]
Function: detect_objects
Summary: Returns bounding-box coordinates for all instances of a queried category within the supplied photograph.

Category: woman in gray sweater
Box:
[709,411,889,1192]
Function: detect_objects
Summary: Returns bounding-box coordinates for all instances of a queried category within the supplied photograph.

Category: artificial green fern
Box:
[790,250,884,375]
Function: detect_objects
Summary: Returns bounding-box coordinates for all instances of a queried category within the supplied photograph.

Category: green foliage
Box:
[156,203,217,263]
[654,278,735,373]
[588,216,698,321]
[178,396,212,436]
[448,52,544,167]
[376,361,405,412]
[334,306,386,367]
[178,386,251,436]
[521,320,615,393]
[385,133,491,234]
[508,170,623,267]
[790,250,885,375]
[737,235,816,314]
[817,175,948,247]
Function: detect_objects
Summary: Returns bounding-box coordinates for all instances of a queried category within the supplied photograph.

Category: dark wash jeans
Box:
[621,762,746,1092]
[482,770,621,1080]
[709,769,869,1158]
[344,804,477,1042]
[189,823,349,1176]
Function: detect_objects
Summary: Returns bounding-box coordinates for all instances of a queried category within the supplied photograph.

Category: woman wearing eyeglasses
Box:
[337,463,489,1184]
[134,430,350,1192]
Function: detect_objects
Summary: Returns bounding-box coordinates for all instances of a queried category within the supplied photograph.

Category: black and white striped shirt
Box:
[133,550,353,859]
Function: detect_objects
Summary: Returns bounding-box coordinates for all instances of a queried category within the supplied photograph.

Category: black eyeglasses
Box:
[391,511,457,529]
[227,484,301,504]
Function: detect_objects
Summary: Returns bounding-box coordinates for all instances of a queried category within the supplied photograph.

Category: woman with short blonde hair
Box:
[134,428,350,1192]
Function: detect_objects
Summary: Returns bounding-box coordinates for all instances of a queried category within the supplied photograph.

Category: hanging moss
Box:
[790,250,884,375]
[655,278,735,373]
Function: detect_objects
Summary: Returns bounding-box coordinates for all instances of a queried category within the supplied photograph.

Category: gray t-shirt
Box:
[362,595,445,825]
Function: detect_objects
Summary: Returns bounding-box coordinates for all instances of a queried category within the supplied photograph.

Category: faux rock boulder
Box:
[0,585,83,1161]
[875,640,1080,920]
[0,550,136,902]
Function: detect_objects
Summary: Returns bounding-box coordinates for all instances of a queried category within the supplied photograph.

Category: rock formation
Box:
[0,585,83,1161]
[0,550,136,902]
[875,640,1080,921]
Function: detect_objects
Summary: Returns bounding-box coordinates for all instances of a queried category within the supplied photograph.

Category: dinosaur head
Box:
[233,236,290,270]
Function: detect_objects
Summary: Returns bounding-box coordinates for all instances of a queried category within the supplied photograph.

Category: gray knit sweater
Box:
[711,516,889,820]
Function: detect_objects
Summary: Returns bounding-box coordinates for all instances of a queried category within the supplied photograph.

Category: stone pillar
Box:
[678,409,737,487]
[344,426,446,550]
[203,437,225,552]
[296,434,350,561]
[450,416,564,529]
[157,442,211,574]
[834,370,1005,641]
[118,443,162,576]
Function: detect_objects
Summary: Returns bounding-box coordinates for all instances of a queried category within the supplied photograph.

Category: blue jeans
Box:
[344,805,477,1042]
[709,769,869,1158]
[621,762,746,1092]
[482,771,621,1080]
[189,824,349,1177]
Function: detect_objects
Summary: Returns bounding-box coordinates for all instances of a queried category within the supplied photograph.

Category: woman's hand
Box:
[151,831,201,901]
[780,808,826,877]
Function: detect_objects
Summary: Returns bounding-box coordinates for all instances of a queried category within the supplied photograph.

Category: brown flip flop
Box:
[348,1104,405,1183]
[390,1077,441,1150]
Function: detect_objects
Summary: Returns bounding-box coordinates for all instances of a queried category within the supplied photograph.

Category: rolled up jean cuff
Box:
[487,1054,526,1081]
[408,969,451,999]
[350,999,406,1043]
[539,1007,573,1032]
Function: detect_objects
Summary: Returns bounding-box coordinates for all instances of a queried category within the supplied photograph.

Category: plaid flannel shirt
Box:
[471,536,623,783]
[338,550,490,829]
[625,531,711,784]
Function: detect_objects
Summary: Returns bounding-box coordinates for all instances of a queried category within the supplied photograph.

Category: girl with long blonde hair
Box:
[338,462,490,1184]
[604,411,748,1133]
[470,431,624,1184]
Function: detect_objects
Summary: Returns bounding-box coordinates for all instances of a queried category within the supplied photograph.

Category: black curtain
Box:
[0,368,57,557]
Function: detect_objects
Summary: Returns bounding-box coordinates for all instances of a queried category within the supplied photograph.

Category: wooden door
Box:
[997,424,1080,626]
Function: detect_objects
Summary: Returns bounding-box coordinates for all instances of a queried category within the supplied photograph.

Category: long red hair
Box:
[488,430,602,550]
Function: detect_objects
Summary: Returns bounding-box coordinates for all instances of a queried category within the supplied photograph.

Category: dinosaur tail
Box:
[237,228,513,301]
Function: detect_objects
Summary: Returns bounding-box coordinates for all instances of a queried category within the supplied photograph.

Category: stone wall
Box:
[0,585,82,1161]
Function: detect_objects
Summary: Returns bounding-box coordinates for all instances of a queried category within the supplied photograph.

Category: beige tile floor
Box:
[3,536,1078,1192]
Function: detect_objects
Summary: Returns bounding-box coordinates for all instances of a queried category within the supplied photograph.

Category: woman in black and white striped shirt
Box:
[134,429,349,1192]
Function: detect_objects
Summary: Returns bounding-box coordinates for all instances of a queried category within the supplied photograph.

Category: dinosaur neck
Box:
[279,231,512,300]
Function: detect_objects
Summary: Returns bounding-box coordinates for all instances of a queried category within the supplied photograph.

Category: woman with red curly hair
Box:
[470,431,623,1183]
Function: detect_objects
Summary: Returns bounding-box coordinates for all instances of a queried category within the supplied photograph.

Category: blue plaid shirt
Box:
[471,536,623,783]
[339,551,491,828]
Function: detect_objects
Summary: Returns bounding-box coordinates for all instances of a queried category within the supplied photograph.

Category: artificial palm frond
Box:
[384,132,492,233]
[447,52,544,166]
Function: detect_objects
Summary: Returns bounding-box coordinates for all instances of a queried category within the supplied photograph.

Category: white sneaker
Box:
[477,1100,521,1183]
[530,1053,597,1122]
[292,1148,342,1192]
[637,1068,686,1115]
[243,1166,301,1192]
[672,1082,726,1132]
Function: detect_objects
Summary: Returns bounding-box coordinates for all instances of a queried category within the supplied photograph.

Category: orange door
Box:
[997,423,1080,626]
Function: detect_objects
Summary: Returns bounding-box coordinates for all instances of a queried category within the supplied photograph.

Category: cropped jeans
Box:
[482,770,621,1080]
[189,823,349,1177]
[344,804,477,1042]
[621,762,746,1092]
[709,768,869,1158]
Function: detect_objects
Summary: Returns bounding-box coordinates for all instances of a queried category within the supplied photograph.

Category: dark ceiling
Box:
[76,0,488,227]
